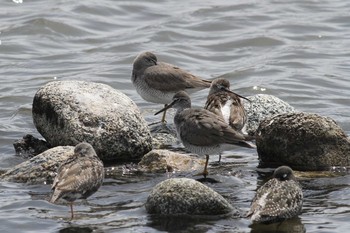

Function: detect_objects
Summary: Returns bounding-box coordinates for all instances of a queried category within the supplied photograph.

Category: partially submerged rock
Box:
[138,149,205,173]
[13,134,50,159]
[244,94,295,135]
[32,81,152,162]
[145,178,233,215]
[256,112,350,171]
[1,146,74,184]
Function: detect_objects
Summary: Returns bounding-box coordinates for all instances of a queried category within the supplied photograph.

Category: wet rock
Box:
[13,134,51,159]
[1,146,74,184]
[256,112,350,171]
[138,149,205,173]
[151,132,178,149]
[32,81,152,162]
[244,94,295,135]
[145,178,233,215]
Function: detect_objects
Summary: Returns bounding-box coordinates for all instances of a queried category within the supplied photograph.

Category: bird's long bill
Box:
[154,101,175,115]
[224,88,251,102]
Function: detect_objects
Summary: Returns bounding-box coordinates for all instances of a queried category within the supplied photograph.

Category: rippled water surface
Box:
[1,0,349,232]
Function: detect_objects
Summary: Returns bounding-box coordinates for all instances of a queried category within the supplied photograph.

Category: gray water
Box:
[0,0,349,232]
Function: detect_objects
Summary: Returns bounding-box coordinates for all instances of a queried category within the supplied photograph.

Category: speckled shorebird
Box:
[132,51,211,122]
[155,91,255,178]
[204,78,251,162]
[247,166,303,224]
[50,142,104,220]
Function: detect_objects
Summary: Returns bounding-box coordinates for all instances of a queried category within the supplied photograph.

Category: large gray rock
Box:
[145,178,233,215]
[1,146,74,184]
[244,94,295,135]
[256,112,350,171]
[32,81,152,162]
[138,149,205,173]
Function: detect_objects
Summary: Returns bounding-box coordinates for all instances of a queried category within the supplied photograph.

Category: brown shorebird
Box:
[246,166,303,223]
[50,142,104,220]
[132,51,211,122]
[204,78,251,162]
[155,91,255,178]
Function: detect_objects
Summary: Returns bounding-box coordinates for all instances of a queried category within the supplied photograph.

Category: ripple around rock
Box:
[244,94,296,135]
[145,178,233,216]
[0,146,74,184]
[256,112,350,171]
[32,81,152,162]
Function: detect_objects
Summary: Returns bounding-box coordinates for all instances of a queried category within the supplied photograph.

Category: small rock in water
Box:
[13,134,51,158]
[138,149,205,174]
[145,177,233,215]
[1,146,74,184]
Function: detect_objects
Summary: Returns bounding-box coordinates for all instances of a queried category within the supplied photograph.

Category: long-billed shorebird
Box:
[132,51,211,122]
[246,166,303,223]
[50,142,104,220]
[155,91,255,178]
[204,78,251,162]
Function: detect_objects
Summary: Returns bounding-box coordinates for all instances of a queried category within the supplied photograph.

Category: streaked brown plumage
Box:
[132,51,211,122]
[50,142,104,220]
[246,166,303,223]
[205,78,248,132]
[204,78,251,162]
[155,91,255,178]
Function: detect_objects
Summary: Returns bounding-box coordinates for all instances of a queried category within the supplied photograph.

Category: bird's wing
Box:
[51,158,104,201]
[248,179,302,219]
[176,109,248,146]
[143,62,210,92]
[227,93,247,130]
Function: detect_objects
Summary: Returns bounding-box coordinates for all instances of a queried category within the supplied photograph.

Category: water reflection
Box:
[147,215,211,233]
[249,217,306,233]
[58,226,96,233]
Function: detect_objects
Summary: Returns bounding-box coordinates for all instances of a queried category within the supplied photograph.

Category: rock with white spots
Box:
[145,178,233,215]
[256,112,350,170]
[32,81,152,162]
[244,94,295,135]
[138,149,205,173]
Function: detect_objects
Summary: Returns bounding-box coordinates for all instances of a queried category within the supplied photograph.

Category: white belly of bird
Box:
[221,99,233,124]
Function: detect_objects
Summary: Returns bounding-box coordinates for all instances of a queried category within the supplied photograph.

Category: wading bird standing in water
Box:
[50,142,104,220]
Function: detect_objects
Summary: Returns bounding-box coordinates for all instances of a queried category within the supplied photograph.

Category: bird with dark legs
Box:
[155,91,255,178]
[50,142,104,220]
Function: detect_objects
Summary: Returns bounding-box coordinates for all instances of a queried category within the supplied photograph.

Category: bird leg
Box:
[218,153,222,163]
[69,202,74,220]
[195,155,210,178]
[161,104,168,123]
[203,154,209,178]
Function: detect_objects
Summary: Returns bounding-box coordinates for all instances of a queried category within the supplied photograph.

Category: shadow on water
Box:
[249,217,306,233]
[58,226,95,233]
[147,215,214,233]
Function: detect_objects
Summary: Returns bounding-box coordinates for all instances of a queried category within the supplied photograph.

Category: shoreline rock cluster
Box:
[2,80,349,217]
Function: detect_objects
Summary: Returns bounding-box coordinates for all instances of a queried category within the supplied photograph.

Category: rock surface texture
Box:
[145,178,233,215]
[32,81,152,162]
[256,112,350,170]
[138,149,205,173]
[244,94,295,135]
[1,146,74,184]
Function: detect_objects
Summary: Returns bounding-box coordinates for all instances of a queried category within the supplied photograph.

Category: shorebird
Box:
[246,166,303,224]
[132,51,211,122]
[155,91,255,178]
[50,142,104,220]
[204,78,251,162]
